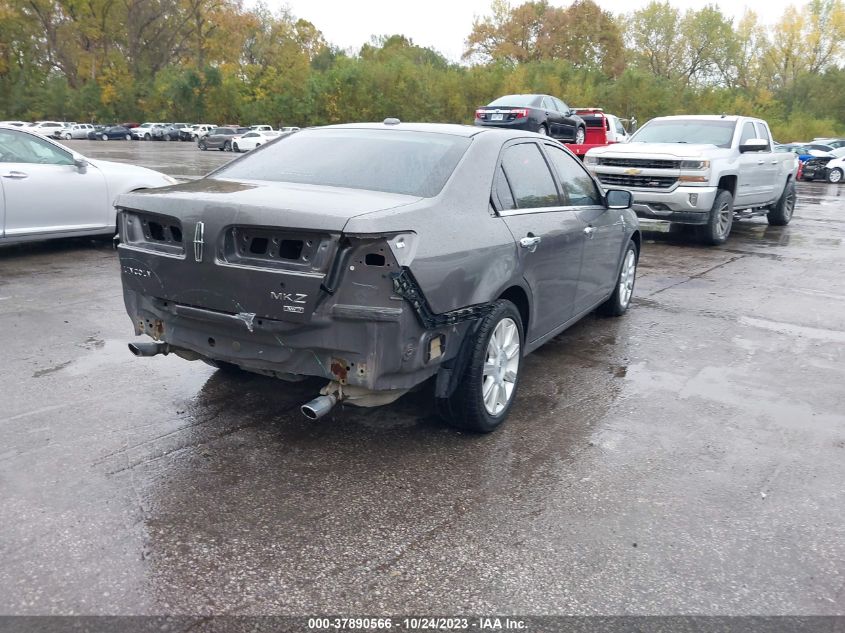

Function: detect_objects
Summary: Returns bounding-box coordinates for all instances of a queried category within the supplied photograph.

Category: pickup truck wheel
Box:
[598,240,638,316]
[574,126,585,144]
[828,168,843,184]
[767,180,796,226]
[699,189,733,245]
[440,299,523,433]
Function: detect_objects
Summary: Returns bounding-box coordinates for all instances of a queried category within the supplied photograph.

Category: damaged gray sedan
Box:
[117,122,640,432]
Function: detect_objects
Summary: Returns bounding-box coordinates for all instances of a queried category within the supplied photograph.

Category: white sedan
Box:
[0,125,177,246]
[232,130,283,152]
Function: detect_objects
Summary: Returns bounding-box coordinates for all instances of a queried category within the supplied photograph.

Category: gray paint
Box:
[117,123,639,392]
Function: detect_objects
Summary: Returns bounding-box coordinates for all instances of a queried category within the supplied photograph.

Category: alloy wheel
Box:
[481,317,520,416]
[716,200,732,237]
[619,249,637,308]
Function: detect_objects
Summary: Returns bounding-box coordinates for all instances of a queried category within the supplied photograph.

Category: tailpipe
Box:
[128,341,170,357]
[301,394,338,420]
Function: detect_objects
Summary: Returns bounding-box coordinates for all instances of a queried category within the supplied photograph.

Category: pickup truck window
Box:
[630,119,736,148]
[739,122,756,145]
[754,122,772,149]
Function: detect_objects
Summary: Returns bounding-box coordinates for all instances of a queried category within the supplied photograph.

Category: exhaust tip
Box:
[301,394,338,420]
[128,343,143,357]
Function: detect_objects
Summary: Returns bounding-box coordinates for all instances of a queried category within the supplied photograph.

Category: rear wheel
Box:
[828,168,843,184]
[698,189,733,245]
[538,124,548,136]
[574,126,585,144]
[199,139,207,150]
[64,132,72,140]
[222,141,230,151]
[101,133,109,141]
[767,180,796,226]
[233,143,240,152]
[439,299,523,433]
[144,133,151,141]
[125,134,131,140]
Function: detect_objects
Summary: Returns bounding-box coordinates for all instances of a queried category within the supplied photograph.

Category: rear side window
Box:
[754,122,772,149]
[214,129,471,197]
[494,166,515,211]
[501,143,560,209]
[544,144,601,206]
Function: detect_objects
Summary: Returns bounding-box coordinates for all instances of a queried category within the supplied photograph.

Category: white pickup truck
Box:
[584,115,797,244]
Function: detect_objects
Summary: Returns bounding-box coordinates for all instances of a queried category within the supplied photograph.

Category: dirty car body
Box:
[117,123,640,431]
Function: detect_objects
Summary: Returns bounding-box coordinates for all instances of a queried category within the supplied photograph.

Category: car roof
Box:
[315,122,490,138]
[648,114,761,123]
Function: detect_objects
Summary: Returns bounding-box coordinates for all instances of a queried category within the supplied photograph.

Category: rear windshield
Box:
[630,119,737,148]
[487,95,541,107]
[213,128,472,197]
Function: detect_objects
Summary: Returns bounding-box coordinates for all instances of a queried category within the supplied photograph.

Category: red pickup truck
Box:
[563,108,631,159]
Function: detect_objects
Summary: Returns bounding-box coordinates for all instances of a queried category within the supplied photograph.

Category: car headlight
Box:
[680,159,710,170]
[583,155,598,166]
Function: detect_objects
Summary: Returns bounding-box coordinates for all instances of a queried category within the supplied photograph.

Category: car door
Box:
[753,121,778,202]
[0,128,109,238]
[495,141,587,341]
[736,120,765,206]
[542,142,624,312]
[540,96,561,138]
[553,98,576,141]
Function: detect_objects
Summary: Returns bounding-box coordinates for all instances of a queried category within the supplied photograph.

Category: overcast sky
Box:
[269,0,796,62]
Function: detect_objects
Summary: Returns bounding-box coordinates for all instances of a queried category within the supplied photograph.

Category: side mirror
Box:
[606,189,632,210]
[73,156,88,171]
[739,138,768,153]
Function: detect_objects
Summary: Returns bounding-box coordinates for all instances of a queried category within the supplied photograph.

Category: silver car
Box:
[117,122,640,432]
[0,125,177,245]
[59,124,96,140]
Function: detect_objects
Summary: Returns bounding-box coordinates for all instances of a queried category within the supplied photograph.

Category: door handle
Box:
[771,161,779,165]
[1,170,28,179]
[757,160,765,165]
[519,236,541,252]
[584,226,595,238]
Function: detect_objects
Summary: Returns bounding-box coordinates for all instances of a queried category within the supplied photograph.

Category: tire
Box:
[538,124,548,136]
[767,180,796,226]
[232,143,240,152]
[102,133,109,141]
[828,168,843,184]
[438,299,524,433]
[698,189,734,245]
[64,133,72,140]
[224,141,231,151]
[164,134,170,141]
[125,134,131,140]
[598,240,638,316]
[144,133,151,141]
[574,126,585,144]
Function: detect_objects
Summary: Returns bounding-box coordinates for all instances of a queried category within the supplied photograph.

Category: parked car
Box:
[162,123,191,141]
[0,121,27,127]
[280,126,301,133]
[132,122,168,140]
[801,147,845,183]
[198,126,250,151]
[60,124,96,140]
[585,115,796,244]
[117,121,640,432]
[775,143,831,163]
[248,125,274,132]
[28,121,66,137]
[812,138,845,149]
[88,126,133,141]
[187,124,217,141]
[0,124,176,246]
[232,130,283,152]
[475,94,586,143]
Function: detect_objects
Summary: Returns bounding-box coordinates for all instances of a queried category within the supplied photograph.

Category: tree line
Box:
[1,0,844,141]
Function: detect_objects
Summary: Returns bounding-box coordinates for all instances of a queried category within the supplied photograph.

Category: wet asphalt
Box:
[0,141,844,616]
